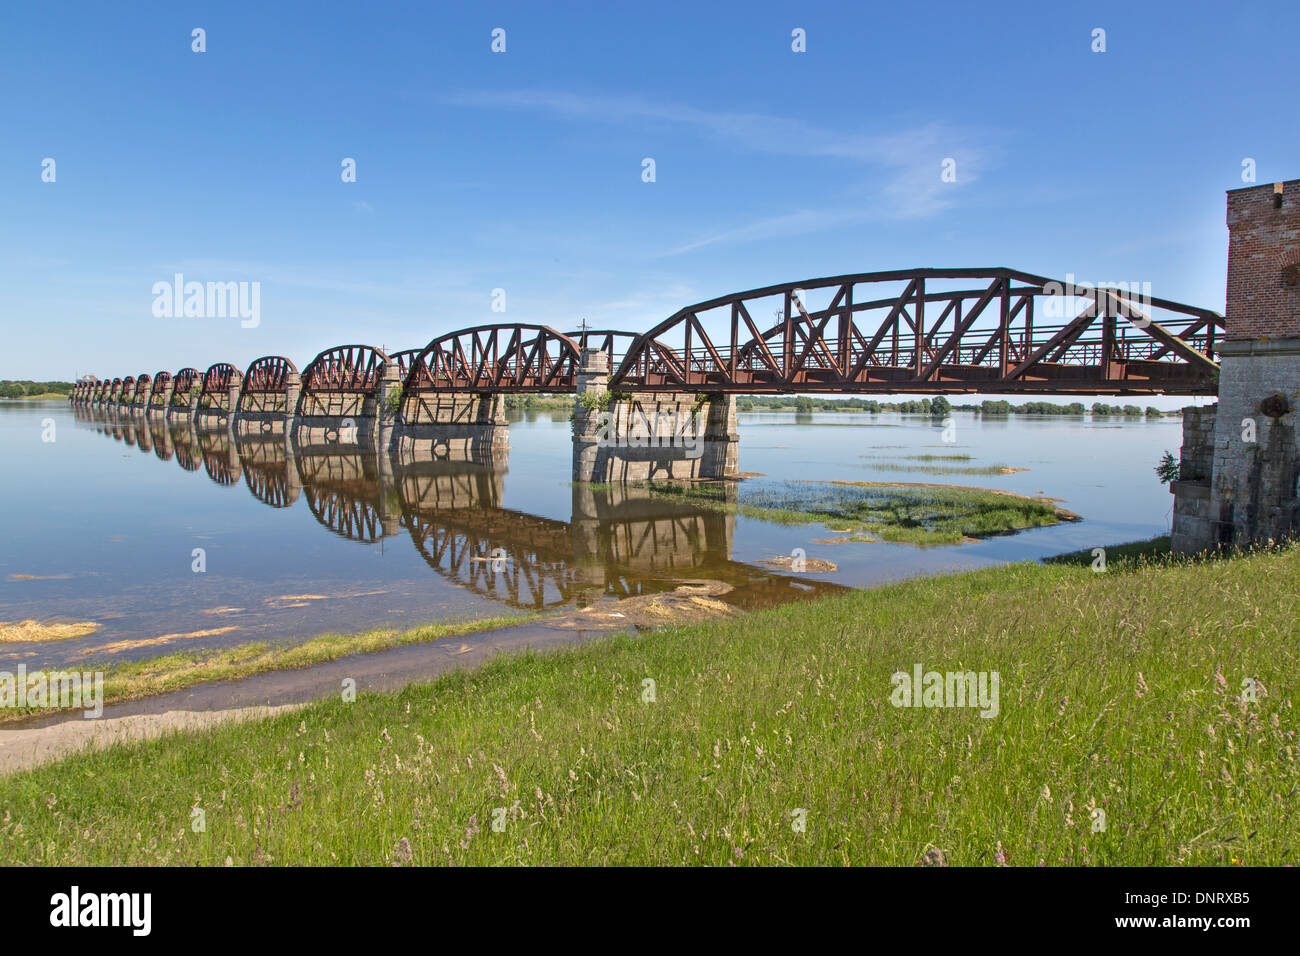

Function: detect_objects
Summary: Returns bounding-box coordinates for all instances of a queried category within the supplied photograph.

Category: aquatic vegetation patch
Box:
[0,613,539,722]
[646,479,1068,545]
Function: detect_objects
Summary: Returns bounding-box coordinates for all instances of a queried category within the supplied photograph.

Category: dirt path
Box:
[0,618,629,776]
[0,703,306,775]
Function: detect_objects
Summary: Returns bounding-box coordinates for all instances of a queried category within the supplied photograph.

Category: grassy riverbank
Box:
[1,539,1296,866]
[0,614,537,724]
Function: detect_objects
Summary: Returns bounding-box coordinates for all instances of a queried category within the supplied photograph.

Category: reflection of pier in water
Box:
[72,404,847,614]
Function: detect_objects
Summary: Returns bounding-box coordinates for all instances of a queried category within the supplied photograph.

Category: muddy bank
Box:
[0,617,630,775]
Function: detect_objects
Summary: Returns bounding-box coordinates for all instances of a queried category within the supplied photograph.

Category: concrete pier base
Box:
[196,383,241,433]
[290,391,378,453]
[235,371,299,439]
[572,349,739,482]
[147,381,175,421]
[392,391,510,466]
[1205,338,1300,549]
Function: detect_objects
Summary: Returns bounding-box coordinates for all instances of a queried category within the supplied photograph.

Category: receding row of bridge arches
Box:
[71,269,1225,401]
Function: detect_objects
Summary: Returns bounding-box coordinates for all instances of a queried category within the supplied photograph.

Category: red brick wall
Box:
[1225,178,1300,340]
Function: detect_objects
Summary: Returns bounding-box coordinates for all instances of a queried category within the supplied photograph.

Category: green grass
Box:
[646,479,1064,545]
[0,614,539,724]
[1,539,1296,866]
[1046,536,1174,567]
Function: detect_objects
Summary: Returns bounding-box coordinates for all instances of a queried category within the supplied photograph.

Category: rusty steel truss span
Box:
[173,368,200,398]
[302,345,390,393]
[388,268,1223,397]
[201,362,241,396]
[611,268,1223,396]
[241,355,298,394]
[402,325,581,395]
[84,267,1225,399]
[149,371,172,402]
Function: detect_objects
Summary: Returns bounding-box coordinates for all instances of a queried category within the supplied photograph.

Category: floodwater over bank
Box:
[0,400,1191,668]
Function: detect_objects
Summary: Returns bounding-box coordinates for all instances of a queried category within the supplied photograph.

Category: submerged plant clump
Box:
[647,479,1066,545]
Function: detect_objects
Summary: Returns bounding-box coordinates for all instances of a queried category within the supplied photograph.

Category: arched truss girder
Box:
[241,355,298,394]
[149,372,173,400]
[301,344,391,393]
[200,362,242,396]
[389,348,424,380]
[565,329,641,369]
[133,374,152,401]
[173,368,201,401]
[610,268,1224,396]
[402,325,582,394]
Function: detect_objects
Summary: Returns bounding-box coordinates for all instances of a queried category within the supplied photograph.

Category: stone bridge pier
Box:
[1173,177,1300,552]
[392,390,510,468]
[572,349,739,482]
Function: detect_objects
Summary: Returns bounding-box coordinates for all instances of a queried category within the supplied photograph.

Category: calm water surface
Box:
[0,400,1193,668]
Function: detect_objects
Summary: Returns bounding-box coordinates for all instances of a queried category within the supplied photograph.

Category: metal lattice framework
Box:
[389,348,423,380]
[133,374,152,402]
[610,268,1223,395]
[172,367,200,404]
[87,268,1225,400]
[382,269,1222,396]
[402,325,582,395]
[241,355,298,394]
[566,329,639,369]
[118,376,134,402]
[149,372,172,404]
[301,345,390,393]
[201,363,241,396]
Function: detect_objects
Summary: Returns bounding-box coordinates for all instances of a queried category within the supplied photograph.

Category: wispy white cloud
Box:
[439,89,997,252]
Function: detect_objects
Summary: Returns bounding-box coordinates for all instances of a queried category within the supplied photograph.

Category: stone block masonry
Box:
[572,349,740,482]
[1174,178,1300,552]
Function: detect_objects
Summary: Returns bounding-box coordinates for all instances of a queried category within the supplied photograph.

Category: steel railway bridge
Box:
[74,268,1223,402]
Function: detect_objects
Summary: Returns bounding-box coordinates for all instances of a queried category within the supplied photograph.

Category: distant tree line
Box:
[500,392,1171,420]
[0,380,74,399]
[737,395,953,416]
[958,400,1166,418]
[502,394,572,410]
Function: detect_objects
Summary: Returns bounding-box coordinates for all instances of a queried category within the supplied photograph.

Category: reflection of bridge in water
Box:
[73,403,846,613]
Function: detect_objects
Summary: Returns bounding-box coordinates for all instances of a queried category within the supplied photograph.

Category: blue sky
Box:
[2,0,1296,399]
